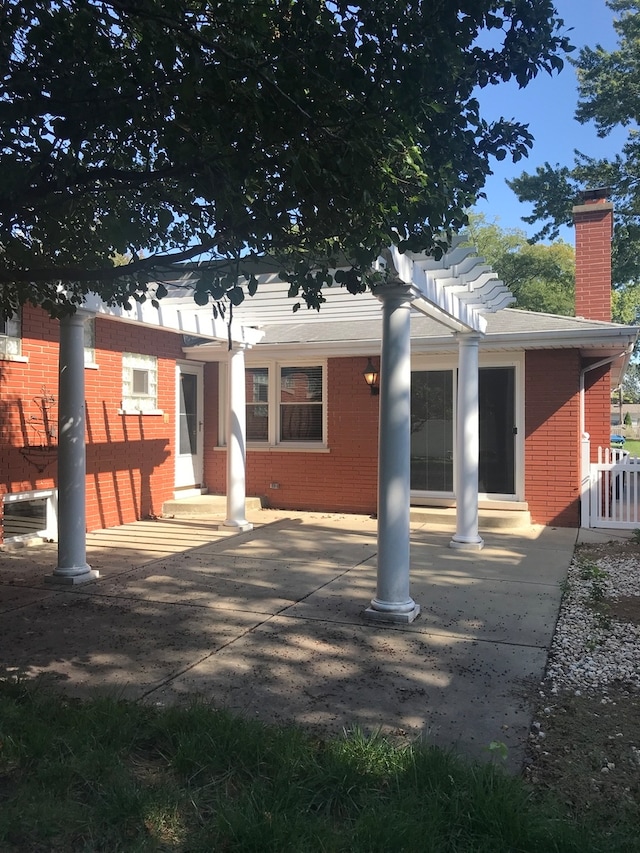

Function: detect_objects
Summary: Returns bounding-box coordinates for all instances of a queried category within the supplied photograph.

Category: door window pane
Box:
[179,373,197,455]
[479,367,515,495]
[411,371,453,491]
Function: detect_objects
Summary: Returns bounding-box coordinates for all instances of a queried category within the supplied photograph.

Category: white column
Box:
[365,286,420,623]
[451,333,484,550]
[47,314,99,584]
[224,345,253,531]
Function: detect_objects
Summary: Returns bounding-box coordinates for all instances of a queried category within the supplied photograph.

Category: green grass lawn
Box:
[622,438,640,456]
[0,679,637,852]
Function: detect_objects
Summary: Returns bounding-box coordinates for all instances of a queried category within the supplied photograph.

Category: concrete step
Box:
[162,494,263,519]
[162,496,531,530]
[410,506,532,531]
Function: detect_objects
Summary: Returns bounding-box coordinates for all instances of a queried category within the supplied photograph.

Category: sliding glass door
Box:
[410,370,454,492]
[410,366,516,498]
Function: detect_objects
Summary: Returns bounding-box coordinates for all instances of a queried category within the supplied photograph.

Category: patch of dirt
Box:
[525,540,640,828]
[525,690,640,825]
[575,540,639,562]
[608,595,640,626]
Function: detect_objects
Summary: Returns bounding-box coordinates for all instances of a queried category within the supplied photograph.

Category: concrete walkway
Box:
[0,510,578,771]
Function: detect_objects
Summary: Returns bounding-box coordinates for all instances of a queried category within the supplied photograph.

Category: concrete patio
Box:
[0,509,578,771]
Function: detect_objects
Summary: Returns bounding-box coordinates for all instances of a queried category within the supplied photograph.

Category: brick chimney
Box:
[572,187,613,322]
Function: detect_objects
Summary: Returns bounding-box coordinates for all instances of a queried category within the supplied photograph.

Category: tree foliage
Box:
[618,361,640,402]
[1,0,571,316]
[509,0,640,309]
[464,213,575,314]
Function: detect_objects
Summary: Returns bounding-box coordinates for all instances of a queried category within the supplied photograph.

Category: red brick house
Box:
[1,192,637,550]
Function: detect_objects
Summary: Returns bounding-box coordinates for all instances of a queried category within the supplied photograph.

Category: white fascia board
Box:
[483,326,639,351]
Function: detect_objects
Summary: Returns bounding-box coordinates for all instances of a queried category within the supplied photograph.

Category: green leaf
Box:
[228,285,245,306]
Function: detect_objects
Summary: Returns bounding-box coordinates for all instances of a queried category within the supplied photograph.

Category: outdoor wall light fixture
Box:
[363,358,379,396]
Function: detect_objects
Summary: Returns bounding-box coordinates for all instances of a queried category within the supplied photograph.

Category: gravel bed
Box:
[526,543,640,812]
[543,550,640,697]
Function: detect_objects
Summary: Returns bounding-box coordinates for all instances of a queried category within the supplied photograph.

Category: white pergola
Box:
[48,240,514,626]
[363,243,514,622]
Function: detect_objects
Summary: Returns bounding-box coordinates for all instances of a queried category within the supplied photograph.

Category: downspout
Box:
[579,346,632,438]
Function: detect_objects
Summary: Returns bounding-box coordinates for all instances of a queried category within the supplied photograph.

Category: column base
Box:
[449,536,484,551]
[363,604,421,624]
[223,520,253,532]
[46,569,100,586]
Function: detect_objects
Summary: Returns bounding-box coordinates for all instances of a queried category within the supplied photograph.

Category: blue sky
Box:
[473,0,625,241]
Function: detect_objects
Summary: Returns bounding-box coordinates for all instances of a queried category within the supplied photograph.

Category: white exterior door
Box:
[175,363,204,493]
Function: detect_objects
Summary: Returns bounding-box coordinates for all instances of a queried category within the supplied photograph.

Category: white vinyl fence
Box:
[587,445,640,529]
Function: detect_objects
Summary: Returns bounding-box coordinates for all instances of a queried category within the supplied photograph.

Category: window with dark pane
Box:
[280,366,323,441]
[3,497,47,539]
[410,370,453,492]
[246,367,269,441]
[0,308,21,356]
[179,372,198,455]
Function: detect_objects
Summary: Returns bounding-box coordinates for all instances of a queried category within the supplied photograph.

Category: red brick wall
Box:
[573,198,613,322]
[1,306,61,510]
[584,361,612,457]
[204,356,379,513]
[524,350,581,526]
[1,305,181,541]
[3,307,607,537]
[83,316,180,529]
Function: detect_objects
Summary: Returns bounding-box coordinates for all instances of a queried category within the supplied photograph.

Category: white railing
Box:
[589,446,640,529]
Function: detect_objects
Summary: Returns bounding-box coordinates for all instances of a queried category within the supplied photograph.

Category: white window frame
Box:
[83,317,98,368]
[220,359,328,450]
[410,350,525,504]
[278,364,325,444]
[0,308,23,360]
[245,366,270,443]
[120,352,161,414]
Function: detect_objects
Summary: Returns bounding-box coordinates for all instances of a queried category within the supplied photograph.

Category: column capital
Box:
[372,282,417,306]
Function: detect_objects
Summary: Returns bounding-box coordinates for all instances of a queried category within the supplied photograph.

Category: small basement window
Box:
[2,490,57,543]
